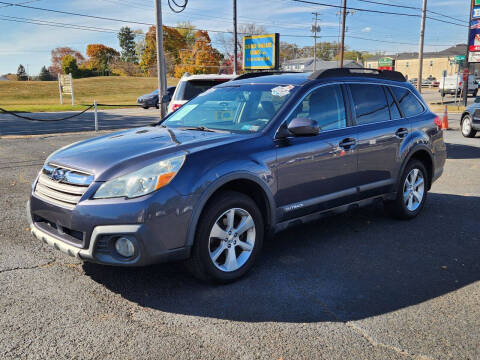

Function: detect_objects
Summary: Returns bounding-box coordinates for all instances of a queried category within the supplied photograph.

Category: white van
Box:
[438,74,478,97]
[167,73,236,113]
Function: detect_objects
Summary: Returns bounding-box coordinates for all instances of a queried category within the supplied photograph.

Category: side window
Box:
[287,85,346,131]
[349,84,390,125]
[385,87,402,120]
[390,86,424,117]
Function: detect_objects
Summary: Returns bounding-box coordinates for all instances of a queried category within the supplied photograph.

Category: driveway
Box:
[0,114,478,359]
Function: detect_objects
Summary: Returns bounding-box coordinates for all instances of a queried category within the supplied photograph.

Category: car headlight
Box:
[93,155,185,199]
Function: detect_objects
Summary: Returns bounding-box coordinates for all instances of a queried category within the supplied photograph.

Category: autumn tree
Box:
[175,30,223,77]
[61,55,78,77]
[16,64,27,81]
[118,26,137,63]
[140,25,186,76]
[86,44,120,74]
[49,47,85,75]
[176,21,196,47]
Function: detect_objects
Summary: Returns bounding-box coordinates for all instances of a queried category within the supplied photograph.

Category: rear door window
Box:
[390,86,424,117]
[175,79,230,101]
[349,84,389,125]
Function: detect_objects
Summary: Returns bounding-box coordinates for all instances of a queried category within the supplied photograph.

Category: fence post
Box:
[94,100,98,132]
[58,75,63,105]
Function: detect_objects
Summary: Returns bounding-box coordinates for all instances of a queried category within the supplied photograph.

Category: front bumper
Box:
[27,183,193,266]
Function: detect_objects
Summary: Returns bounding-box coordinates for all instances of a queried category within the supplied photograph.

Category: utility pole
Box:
[312,12,320,72]
[154,0,167,118]
[233,0,238,75]
[417,0,427,93]
[463,0,474,106]
[339,0,347,68]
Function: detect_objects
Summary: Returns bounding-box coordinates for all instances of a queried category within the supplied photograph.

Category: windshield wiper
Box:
[177,126,230,133]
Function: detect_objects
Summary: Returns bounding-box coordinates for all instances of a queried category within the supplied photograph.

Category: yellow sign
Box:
[243,33,279,70]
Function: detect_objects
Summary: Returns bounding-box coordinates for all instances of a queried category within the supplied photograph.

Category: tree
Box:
[174,30,223,77]
[16,64,27,81]
[86,44,120,74]
[61,55,78,77]
[39,66,52,81]
[49,47,85,75]
[140,25,186,76]
[118,26,137,63]
[176,21,196,47]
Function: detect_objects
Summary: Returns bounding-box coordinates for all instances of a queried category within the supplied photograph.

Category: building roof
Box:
[366,44,467,62]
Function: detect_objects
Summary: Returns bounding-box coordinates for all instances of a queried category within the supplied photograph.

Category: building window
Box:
[430,60,433,66]
[406,62,409,68]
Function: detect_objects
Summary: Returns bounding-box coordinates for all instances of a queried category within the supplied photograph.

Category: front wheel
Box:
[385,160,428,220]
[186,191,264,283]
[461,115,477,138]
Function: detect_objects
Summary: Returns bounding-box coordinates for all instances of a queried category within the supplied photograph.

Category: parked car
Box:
[167,73,236,113]
[137,86,176,109]
[460,97,480,137]
[438,74,478,97]
[27,68,446,283]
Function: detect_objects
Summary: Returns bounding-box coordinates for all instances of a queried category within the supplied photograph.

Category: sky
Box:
[0,0,471,75]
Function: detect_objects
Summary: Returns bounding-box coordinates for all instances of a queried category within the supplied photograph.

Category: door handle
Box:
[339,137,356,149]
[395,128,409,138]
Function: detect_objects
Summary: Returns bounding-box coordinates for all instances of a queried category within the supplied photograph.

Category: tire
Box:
[186,191,264,283]
[385,160,428,220]
[461,115,477,138]
[440,91,445,97]
[473,89,478,97]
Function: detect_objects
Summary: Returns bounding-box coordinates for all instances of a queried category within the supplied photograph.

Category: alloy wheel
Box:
[462,117,472,136]
[403,168,425,212]
[208,208,256,272]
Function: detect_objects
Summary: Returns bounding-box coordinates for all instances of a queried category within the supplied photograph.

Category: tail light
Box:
[434,116,442,128]
[171,103,182,112]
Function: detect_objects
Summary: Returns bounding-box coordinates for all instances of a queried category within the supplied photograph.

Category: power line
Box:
[353,0,466,24]
[290,0,468,27]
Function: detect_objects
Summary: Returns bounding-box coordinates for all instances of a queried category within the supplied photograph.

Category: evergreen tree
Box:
[16,64,27,81]
[39,66,52,81]
[118,26,137,63]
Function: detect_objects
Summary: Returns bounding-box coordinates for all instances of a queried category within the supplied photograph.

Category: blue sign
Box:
[473,6,480,19]
[243,33,279,70]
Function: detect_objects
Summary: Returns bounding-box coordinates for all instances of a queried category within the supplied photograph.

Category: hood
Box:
[47,126,244,181]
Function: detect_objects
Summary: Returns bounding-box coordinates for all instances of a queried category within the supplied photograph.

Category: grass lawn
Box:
[0,76,178,112]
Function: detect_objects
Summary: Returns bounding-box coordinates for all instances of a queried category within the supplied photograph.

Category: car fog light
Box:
[115,237,135,257]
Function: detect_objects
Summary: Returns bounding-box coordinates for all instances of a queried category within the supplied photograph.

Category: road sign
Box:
[243,33,279,70]
[454,55,465,62]
[469,52,480,62]
[58,73,74,105]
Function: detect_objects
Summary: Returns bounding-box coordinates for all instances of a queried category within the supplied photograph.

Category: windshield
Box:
[162,84,297,133]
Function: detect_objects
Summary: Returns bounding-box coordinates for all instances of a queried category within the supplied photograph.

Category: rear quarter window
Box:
[390,86,424,117]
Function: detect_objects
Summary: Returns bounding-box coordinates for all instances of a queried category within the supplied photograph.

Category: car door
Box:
[348,83,411,198]
[275,84,359,221]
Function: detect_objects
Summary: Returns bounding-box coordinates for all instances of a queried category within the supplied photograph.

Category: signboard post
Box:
[441,70,447,103]
[243,33,279,71]
[58,73,75,105]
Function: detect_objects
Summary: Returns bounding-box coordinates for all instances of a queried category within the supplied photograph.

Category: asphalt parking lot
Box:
[0,114,479,359]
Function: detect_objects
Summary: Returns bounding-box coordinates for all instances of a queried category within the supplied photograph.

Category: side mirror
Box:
[475,96,480,104]
[287,117,319,136]
[161,93,172,104]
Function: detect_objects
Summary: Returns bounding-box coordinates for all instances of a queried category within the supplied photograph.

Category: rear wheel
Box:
[461,115,477,138]
[186,191,264,283]
[385,160,428,220]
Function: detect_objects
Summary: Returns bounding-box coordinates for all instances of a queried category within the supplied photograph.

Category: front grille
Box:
[34,164,93,209]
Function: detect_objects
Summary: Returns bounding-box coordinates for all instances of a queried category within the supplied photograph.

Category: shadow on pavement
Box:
[446,142,480,159]
[84,192,480,323]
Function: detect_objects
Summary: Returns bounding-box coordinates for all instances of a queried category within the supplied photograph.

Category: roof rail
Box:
[308,68,406,82]
[233,71,301,81]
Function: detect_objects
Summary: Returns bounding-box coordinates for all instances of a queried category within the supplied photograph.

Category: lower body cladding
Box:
[27,186,193,266]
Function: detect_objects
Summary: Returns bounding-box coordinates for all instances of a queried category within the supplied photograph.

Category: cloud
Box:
[361,27,371,33]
